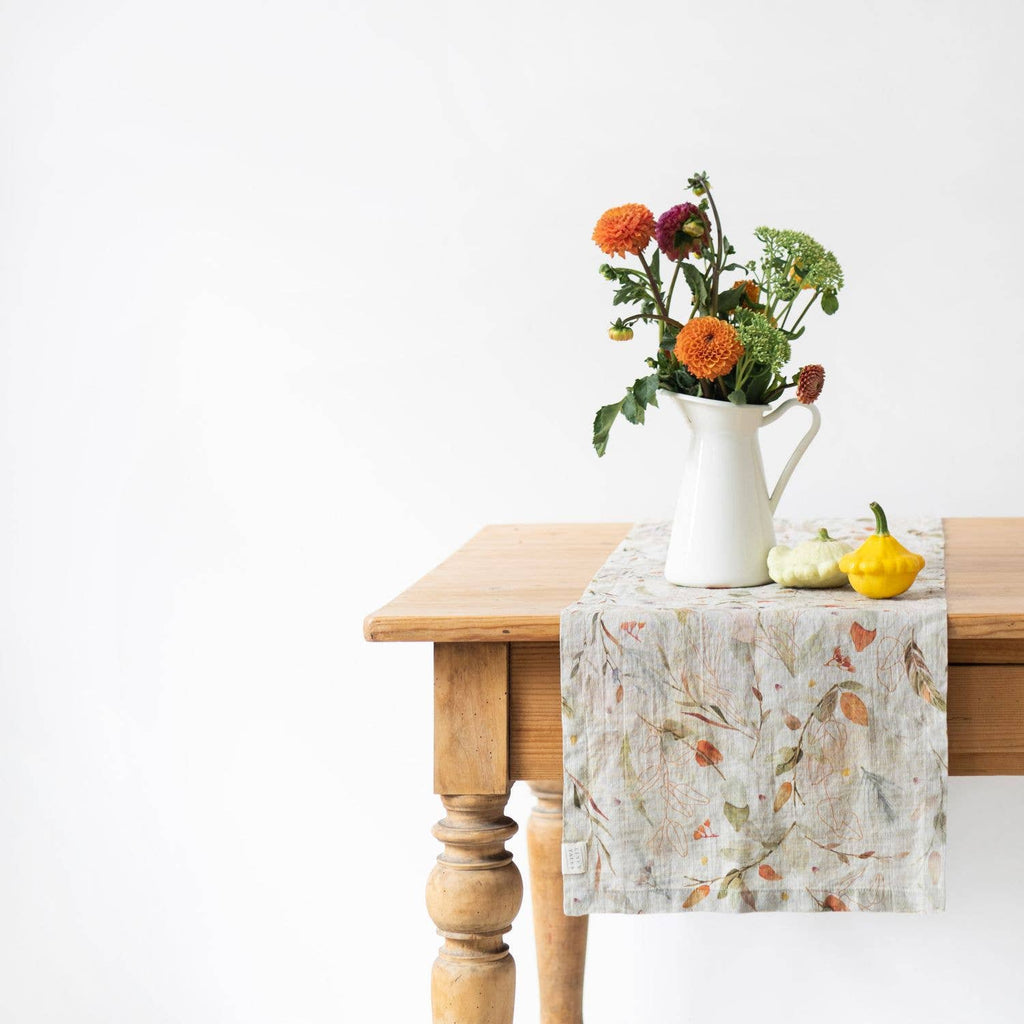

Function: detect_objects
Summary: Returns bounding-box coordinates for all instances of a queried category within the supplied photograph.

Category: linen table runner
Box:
[560,518,947,914]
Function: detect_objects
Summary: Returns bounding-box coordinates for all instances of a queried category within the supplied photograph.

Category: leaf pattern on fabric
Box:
[851,622,877,651]
[905,638,948,712]
[840,691,869,726]
[561,517,947,915]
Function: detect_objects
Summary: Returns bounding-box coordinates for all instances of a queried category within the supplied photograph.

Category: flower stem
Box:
[733,358,748,393]
[777,283,800,329]
[620,312,684,331]
[637,250,670,322]
[788,291,820,334]
[683,821,797,887]
[702,184,725,316]
[665,261,682,313]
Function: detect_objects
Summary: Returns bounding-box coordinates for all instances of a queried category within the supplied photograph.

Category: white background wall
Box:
[2,1,1023,1021]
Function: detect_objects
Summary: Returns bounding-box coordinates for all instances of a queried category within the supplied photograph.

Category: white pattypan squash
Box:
[767,528,853,589]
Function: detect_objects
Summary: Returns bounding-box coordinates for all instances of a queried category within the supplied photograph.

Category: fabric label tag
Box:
[561,841,587,875]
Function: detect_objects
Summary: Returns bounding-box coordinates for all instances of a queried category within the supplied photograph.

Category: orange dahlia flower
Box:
[592,204,655,257]
[674,317,744,380]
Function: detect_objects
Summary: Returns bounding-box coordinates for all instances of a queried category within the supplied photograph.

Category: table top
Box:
[364,519,1024,645]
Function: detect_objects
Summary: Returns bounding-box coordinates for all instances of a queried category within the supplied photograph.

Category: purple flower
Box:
[655,203,710,261]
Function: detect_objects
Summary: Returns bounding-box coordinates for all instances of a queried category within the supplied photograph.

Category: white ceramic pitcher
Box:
[663,392,821,587]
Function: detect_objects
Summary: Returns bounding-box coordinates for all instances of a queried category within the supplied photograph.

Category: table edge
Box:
[364,519,1024,644]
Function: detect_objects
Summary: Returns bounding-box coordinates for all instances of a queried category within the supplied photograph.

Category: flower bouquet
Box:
[590,172,845,585]
[591,171,843,456]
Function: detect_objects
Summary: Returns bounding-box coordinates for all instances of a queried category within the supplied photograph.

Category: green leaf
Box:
[621,392,642,425]
[775,746,803,775]
[861,768,897,822]
[814,688,839,722]
[661,718,692,740]
[727,389,747,406]
[797,626,827,670]
[610,269,654,311]
[681,262,708,307]
[723,802,750,833]
[592,401,623,457]
[621,734,652,824]
[718,868,742,898]
[765,624,797,676]
[620,373,661,427]
[717,283,746,313]
[655,349,699,393]
[649,248,661,286]
[821,290,839,315]
[741,366,773,405]
[632,373,660,408]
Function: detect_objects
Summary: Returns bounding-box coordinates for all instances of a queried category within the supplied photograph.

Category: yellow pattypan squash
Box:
[767,528,852,588]
[838,502,925,599]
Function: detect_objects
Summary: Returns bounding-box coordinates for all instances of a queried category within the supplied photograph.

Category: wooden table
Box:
[364,520,1024,1024]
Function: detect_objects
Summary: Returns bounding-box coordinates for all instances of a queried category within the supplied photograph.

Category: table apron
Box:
[508,642,1024,780]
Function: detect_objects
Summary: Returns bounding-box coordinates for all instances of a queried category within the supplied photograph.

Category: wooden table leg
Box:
[428,644,521,1023]
[527,780,588,1024]
[426,793,523,1024]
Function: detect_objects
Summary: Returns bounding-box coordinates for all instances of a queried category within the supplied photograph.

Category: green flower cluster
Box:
[755,226,844,296]
[735,310,791,371]
[589,173,843,454]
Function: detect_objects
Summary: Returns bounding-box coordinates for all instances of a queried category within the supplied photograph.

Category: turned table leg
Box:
[426,793,523,1024]
[527,780,588,1024]
[428,643,521,1023]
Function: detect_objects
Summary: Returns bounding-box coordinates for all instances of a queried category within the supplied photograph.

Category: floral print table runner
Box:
[560,518,947,914]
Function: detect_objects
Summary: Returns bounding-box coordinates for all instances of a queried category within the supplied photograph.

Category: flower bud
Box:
[682,217,706,238]
[796,364,825,404]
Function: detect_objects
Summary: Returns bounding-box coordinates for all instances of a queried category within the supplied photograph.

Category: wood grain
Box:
[365,520,1024,652]
[508,642,1024,778]
[948,639,1024,664]
[526,781,587,1024]
[509,645,564,784]
[365,523,631,643]
[427,793,522,1024]
[948,665,1024,775]
[434,643,509,795]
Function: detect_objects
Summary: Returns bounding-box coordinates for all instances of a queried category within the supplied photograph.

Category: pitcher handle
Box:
[761,399,821,513]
